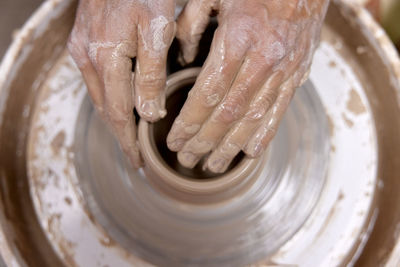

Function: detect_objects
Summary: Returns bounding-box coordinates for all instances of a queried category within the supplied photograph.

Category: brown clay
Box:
[0,0,400,266]
[138,68,260,204]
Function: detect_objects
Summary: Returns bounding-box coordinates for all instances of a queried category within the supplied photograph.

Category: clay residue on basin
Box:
[347,88,367,115]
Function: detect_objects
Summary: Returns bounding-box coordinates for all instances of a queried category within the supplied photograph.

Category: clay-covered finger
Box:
[68,33,106,114]
[204,41,307,173]
[244,78,296,158]
[176,54,273,168]
[81,65,105,113]
[71,58,106,116]
[176,0,217,64]
[241,40,311,160]
[205,71,284,173]
[135,15,176,122]
[167,28,248,152]
[97,45,143,168]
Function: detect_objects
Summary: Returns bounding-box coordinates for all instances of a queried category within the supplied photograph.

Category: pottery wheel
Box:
[4,0,400,265]
[26,29,378,265]
[18,2,383,265]
[72,69,328,266]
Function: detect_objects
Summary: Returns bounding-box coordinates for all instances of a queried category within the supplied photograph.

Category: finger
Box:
[204,40,308,173]
[68,34,106,115]
[204,32,310,172]
[176,0,217,64]
[244,77,296,158]
[177,53,273,168]
[73,58,106,116]
[242,36,310,160]
[135,15,176,122]
[97,44,143,168]
[205,71,284,173]
[167,27,248,152]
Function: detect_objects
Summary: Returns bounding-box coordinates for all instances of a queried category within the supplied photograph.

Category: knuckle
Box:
[214,98,243,124]
[187,137,215,155]
[220,142,241,157]
[191,72,226,107]
[225,34,250,57]
[244,106,267,121]
[105,103,131,127]
[257,31,288,64]
[136,74,166,91]
[260,90,279,108]
[108,111,130,128]
[244,90,278,121]
[196,84,224,108]
[264,40,287,63]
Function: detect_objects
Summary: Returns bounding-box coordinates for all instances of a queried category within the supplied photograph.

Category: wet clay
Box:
[138,68,259,204]
[150,74,244,179]
[0,0,400,266]
[168,0,330,172]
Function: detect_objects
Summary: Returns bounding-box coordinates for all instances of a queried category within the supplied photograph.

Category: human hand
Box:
[167,0,329,173]
[68,0,176,168]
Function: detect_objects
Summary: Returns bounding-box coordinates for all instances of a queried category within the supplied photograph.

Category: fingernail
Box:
[208,158,228,174]
[139,98,166,122]
[167,139,185,151]
[245,142,264,158]
[178,151,199,168]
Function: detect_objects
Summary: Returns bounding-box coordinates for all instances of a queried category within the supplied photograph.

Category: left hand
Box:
[68,0,176,168]
[167,0,329,173]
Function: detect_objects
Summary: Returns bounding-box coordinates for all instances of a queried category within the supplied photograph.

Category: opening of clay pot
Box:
[150,73,245,179]
[138,68,260,202]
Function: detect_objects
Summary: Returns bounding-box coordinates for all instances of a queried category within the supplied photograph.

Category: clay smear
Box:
[347,88,367,115]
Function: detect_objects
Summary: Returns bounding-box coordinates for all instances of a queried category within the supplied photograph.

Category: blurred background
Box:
[0,0,43,60]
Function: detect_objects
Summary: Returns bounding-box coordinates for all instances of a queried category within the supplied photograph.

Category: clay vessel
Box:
[138,67,260,204]
[0,0,400,266]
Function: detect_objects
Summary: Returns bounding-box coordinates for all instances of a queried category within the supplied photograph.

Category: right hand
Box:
[167,0,328,173]
[68,0,176,168]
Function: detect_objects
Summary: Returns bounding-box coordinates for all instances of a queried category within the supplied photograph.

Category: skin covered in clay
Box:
[68,0,176,168]
[68,0,329,172]
[167,0,330,173]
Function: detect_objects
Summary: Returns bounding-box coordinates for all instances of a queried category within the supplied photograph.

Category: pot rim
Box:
[1,0,400,266]
[138,67,260,195]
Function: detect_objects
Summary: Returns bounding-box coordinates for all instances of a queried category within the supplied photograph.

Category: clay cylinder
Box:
[138,68,260,204]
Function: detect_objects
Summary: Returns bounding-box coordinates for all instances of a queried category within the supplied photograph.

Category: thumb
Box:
[176,0,218,64]
[135,15,176,122]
